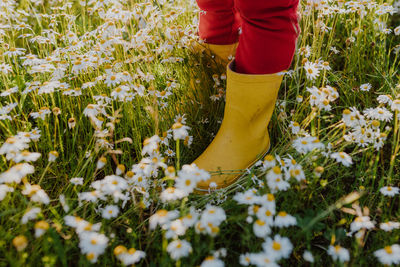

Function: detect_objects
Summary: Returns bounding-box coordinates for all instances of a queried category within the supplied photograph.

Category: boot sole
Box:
[193,141,271,195]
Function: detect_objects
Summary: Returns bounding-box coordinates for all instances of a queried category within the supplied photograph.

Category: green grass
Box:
[0,0,400,266]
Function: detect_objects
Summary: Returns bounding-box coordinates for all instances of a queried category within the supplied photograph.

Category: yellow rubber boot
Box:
[193,60,284,194]
[189,41,238,67]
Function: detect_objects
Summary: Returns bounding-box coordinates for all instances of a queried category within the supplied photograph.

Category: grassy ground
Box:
[1,0,400,266]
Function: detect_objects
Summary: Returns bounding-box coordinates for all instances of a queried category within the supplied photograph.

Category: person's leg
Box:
[196,0,241,45]
[192,0,301,194]
[234,0,301,74]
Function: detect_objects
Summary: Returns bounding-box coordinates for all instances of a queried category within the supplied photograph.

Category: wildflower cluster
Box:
[0,0,400,265]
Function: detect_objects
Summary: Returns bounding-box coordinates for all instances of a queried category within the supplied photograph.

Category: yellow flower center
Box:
[157,209,168,217]
[264,155,274,161]
[272,166,281,174]
[384,246,393,254]
[256,219,265,226]
[114,245,127,255]
[267,194,275,201]
[272,241,281,251]
[278,211,287,217]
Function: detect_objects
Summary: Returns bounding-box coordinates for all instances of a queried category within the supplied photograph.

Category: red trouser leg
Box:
[234,0,301,74]
[196,0,241,45]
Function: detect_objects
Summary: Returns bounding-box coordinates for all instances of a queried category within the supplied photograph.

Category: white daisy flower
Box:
[364,107,393,122]
[262,234,293,261]
[48,151,59,162]
[261,154,276,170]
[289,121,301,135]
[0,136,30,159]
[164,219,187,239]
[267,175,290,193]
[380,186,400,196]
[288,164,306,181]
[0,184,14,201]
[21,207,41,224]
[395,26,400,36]
[274,211,297,228]
[0,163,35,184]
[233,188,259,205]
[304,61,320,80]
[350,216,375,233]
[342,107,365,128]
[30,107,51,120]
[166,239,192,260]
[296,95,303,102]
[22,184,50,205]
[253,219,271,238]
[160,187,187,202]
[0,63,12,74]
[380,221,400,232]
[149,209,179,230]
[13,151,41,163]
[175,174,198,195]
[377,95,393,105]
[303,250,314,262]
[79,231,109,263]
[255,207,275,226]
[78,191,103,203]
[172,122,190,140]
[70,177,84,185]
[292,136,325,154]
[4,47,26,57]
[330,46,339,54]
[114,246,146,265]
[391,99,400,112]
[359,83,371,91]
[200,204,226,226]
[64,216,101,234]
[330,152,353,167]
[104,73,122,87]
[34,221,50,238]
[59,194,69,213]
[327,245,350,263]
[181,207,199,228]
[12,235,28,251]
[266,166,282,183]
[101,205,119,219]
[374,244,400,265]
[200,256,224,267]
[239,253,252,266]
[96,157,107,169]
[249,252,279,267]
[256,193,276,211]
[141,135,160,156]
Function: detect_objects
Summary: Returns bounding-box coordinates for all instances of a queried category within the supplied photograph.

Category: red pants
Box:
[196,0,300,74]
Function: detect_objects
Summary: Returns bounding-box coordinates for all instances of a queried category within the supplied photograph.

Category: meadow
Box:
[1,0,400,266]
